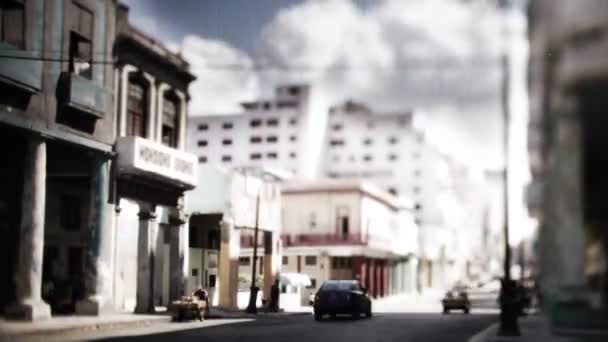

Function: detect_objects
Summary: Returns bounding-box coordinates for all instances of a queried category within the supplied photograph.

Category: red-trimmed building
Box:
[275,179,419,298]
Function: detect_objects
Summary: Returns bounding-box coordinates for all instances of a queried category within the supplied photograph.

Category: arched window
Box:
[162,93,179,147]
[126,78,147,137]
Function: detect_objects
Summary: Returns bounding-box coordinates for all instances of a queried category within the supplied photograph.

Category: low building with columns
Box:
[110,4,197,313]
[275,179,419,300]
[187,166,282,310]
[0,0,118,320]
[527,0,608,331]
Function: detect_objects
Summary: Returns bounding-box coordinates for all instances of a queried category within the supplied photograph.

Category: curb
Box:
[469,323,498,342]
[0,316,171,338]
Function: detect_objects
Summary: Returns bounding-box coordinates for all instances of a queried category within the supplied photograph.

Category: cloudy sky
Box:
[123,0,528,172]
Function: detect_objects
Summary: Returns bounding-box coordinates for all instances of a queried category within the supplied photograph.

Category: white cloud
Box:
[179,0,527,170]
[180,35,261,115]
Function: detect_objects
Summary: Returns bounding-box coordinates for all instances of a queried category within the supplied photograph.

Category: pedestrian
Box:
[270,279,280,312]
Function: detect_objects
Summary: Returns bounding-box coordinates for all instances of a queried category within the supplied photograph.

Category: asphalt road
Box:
[55,312,496,342]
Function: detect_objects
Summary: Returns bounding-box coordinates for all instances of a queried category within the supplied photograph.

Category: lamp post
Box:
[498,53,520,336]
[246,189,261,314]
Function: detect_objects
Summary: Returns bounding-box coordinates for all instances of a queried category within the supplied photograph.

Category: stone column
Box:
[175,90,187,151]
[6,136,51,321]
[76,157,114,315]
[169,214,188,301]
[156,83,170,143]
[135,203,158,313]
[541,94,588,325]
[217,219,240,309]
[119,64,137,137]
[262,231,279,303]
[142,72,157,141]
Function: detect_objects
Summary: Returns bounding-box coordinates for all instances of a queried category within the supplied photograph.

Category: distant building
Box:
[188,85,324,178]
[249,179,419,299]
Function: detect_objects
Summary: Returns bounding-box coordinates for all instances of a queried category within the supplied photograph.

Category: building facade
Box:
[110,4,197,313]
[188,85,325,179]
[187,166,282,310]
[0,0,117,320]
[527,0,608,331]
[271,179,419,299]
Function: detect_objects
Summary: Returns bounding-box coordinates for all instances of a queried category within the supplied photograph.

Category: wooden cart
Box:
[169,296,208,322]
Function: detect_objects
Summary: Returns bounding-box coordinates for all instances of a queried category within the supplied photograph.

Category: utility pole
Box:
[246,190,261,314]
[498,53,520,336]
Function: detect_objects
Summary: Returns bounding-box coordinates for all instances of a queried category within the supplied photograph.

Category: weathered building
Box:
[111,4,197,313]
[527,0,608,331]
[0,0,117,320]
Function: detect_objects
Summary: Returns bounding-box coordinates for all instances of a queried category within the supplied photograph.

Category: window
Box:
[339,215,349,237]
[198,156,207,163]
[250,118,262,127]
[191,268,199,277]
[332,257,352,269]
[61,194,81,231]
[263,102,271,110]
[289,152,296,159]
[221,155,232,162]
[363,155,373,162]
[305,256,317,266]
[288,86,300,96]
[197,140,207,147]
[388,154,398,161]
[289,135,297,142]
[239,257,250,266]
[267,118,279,126]
[363,138,372,146]
[414,203,422,210]
[126,80,147,137]
[222,138,232,146]
[266,135,278,143]
[161,95,179,147]
[289,118,298,125]
[250,153,262,160]
[266,152,278,159]
[310,278,317,289]
[388,187,398,196]
[282,256,289,266]
[68,247,83,275]
[250,136,262,143]
[209,274,217,287]
[329,139,344,147]
[198,123,208,131]
[1,0,25,49]
[388,136,399,144]
[222,122,233,129]
[332,124,343,131]
[68,1,94,79]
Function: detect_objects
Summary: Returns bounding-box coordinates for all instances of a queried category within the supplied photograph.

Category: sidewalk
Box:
[0,305,310,340]
[469,316,608,342]
[0,313,171,339]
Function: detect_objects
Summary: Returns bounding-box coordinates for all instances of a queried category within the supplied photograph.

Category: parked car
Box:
[313,280,372,321]
[442,290,471,314]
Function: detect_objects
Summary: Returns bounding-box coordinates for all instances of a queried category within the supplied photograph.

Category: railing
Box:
[280,233,367,247]
[115,136,197,189]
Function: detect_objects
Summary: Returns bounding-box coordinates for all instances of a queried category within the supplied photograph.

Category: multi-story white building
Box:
[188,84,326,179]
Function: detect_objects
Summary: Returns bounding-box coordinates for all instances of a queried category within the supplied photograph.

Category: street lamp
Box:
[498,53,520,336]
[246,188,261,314]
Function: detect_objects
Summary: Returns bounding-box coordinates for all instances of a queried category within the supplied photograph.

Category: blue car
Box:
[313,280,372,321]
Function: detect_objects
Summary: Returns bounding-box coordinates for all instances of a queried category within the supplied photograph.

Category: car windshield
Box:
[321,281,359,291]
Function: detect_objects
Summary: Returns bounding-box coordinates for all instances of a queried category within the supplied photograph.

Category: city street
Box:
[22,312,496,342]
[8,293,499,342]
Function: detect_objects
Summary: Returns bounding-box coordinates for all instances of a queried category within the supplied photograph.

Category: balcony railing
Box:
[280,233,367,247]
[115,136,197,189]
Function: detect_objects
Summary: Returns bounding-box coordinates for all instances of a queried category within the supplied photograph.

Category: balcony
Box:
[0,43,42,93]
[57,72,109,119]
[115,136,197,190]
[279,233,367,247]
